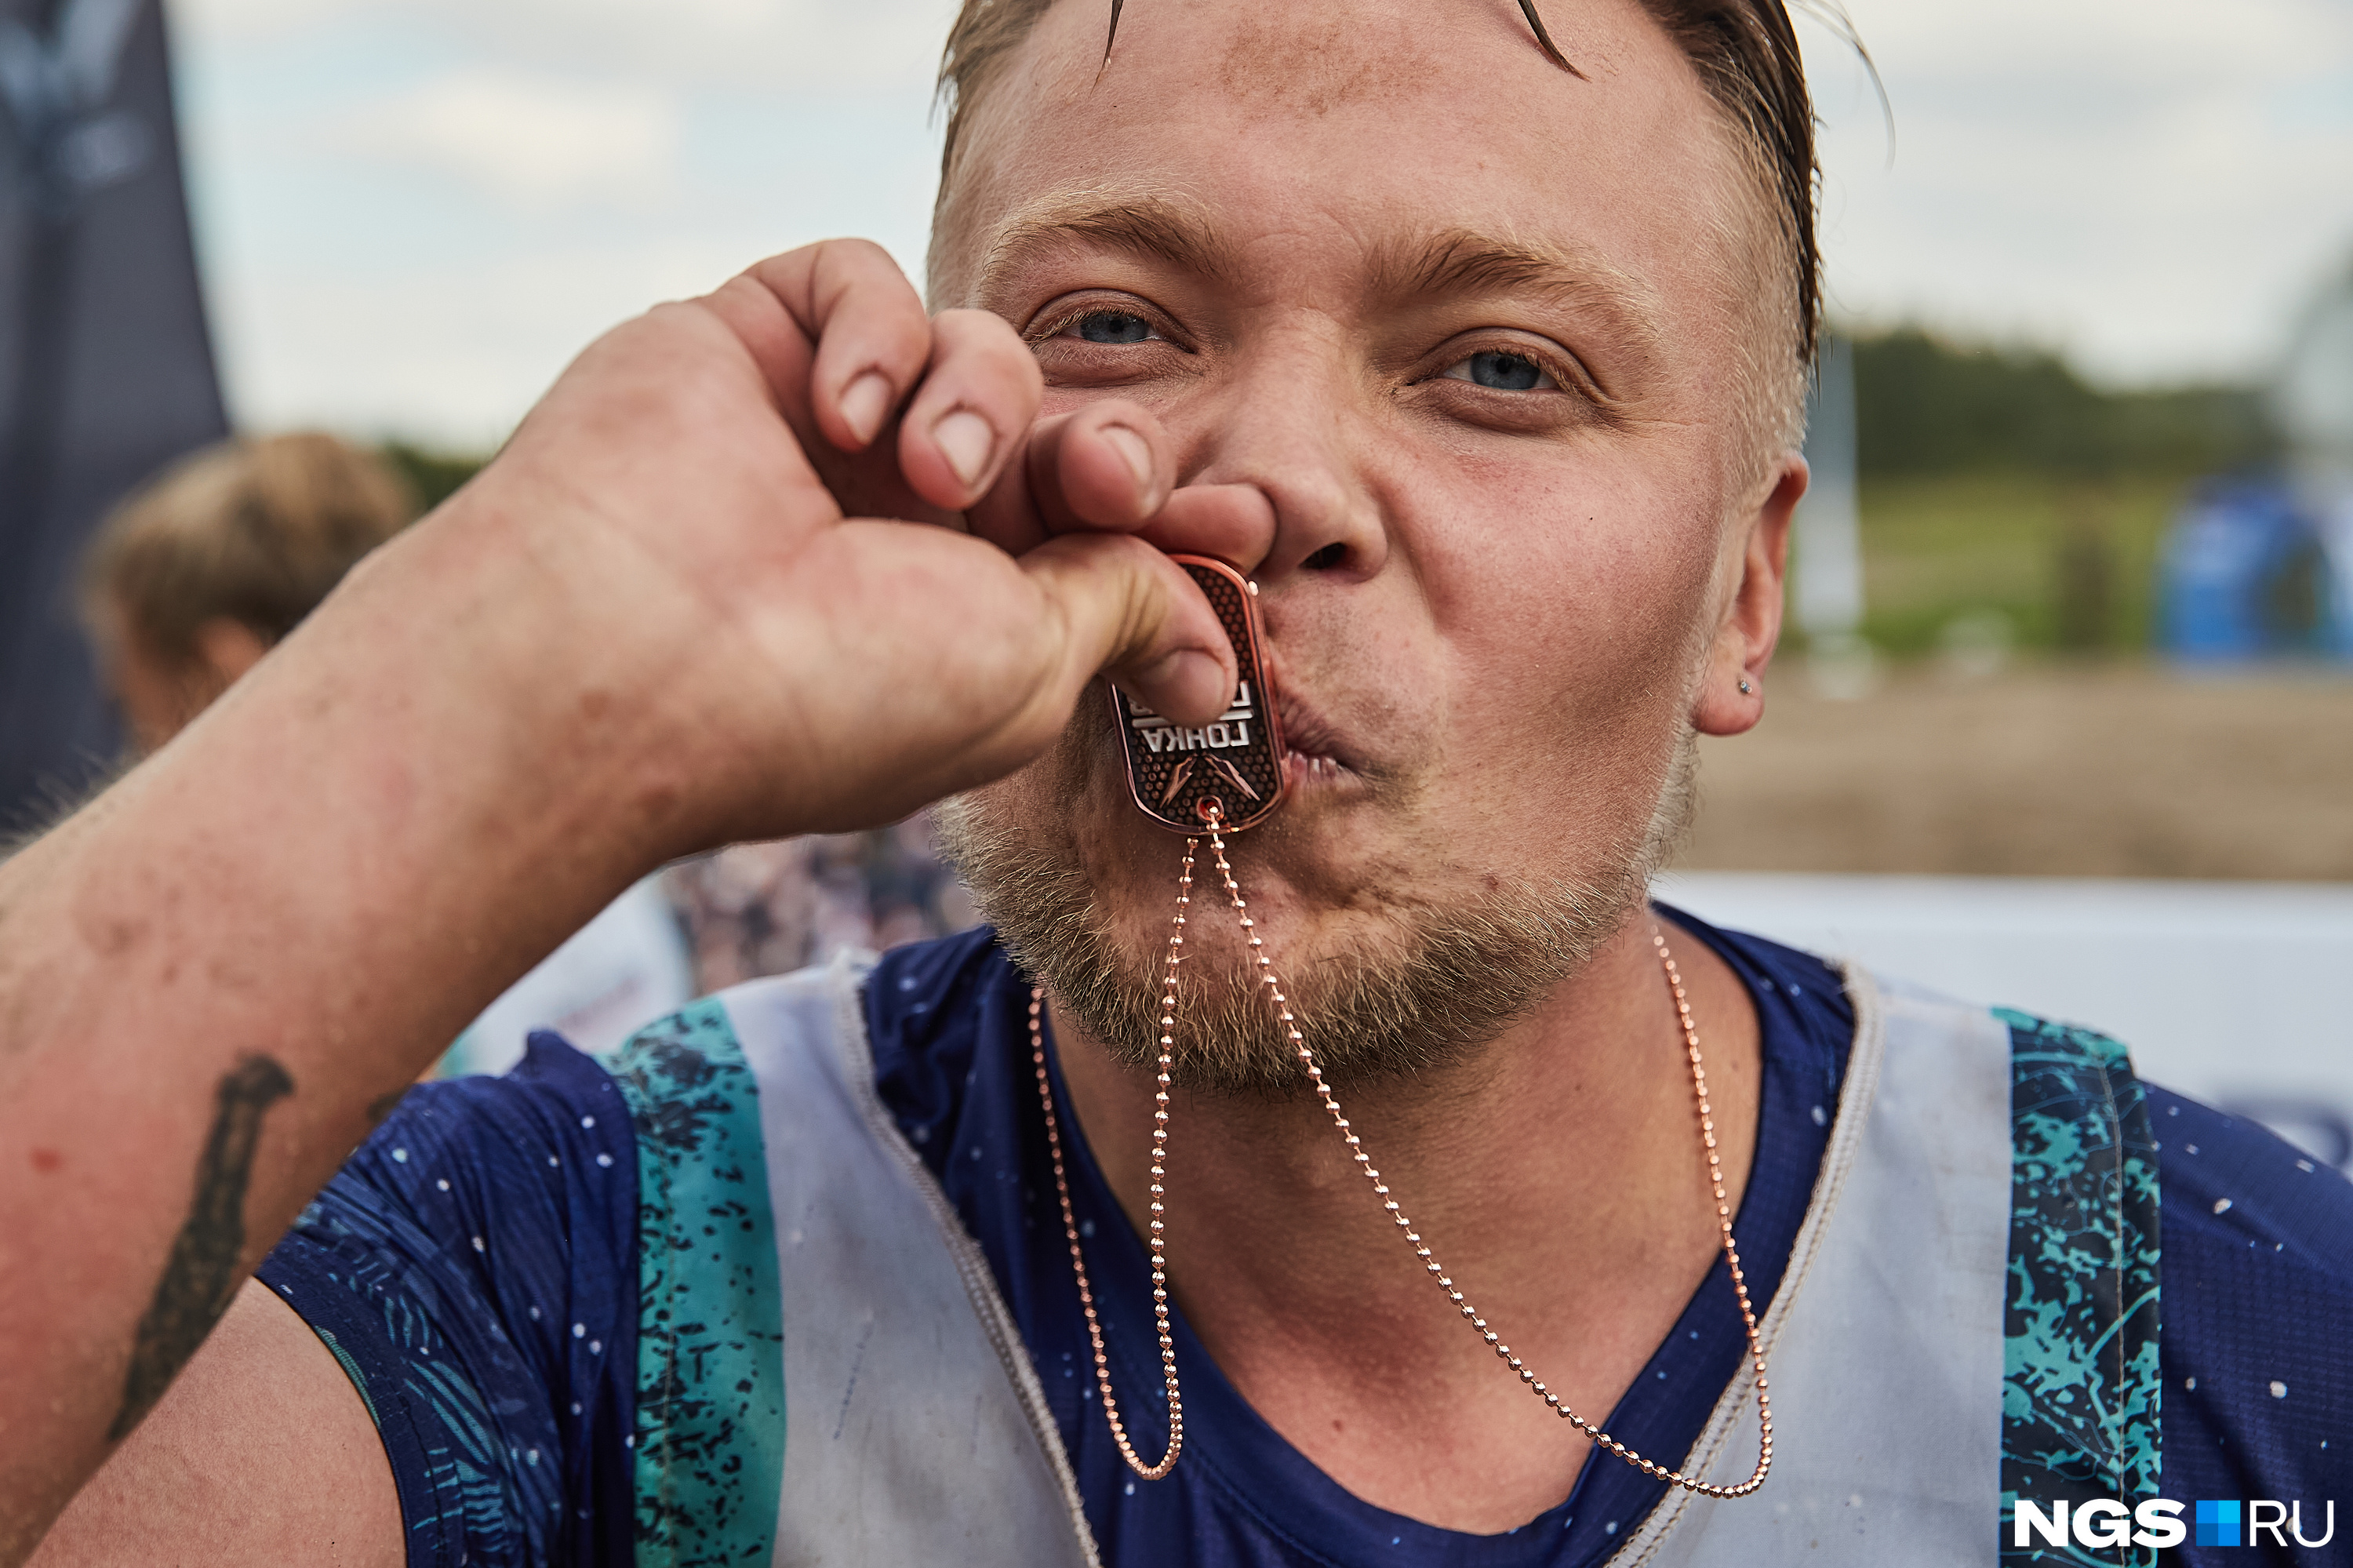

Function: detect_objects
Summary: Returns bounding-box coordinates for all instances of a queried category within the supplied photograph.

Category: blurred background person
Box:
[81,431,412,752]
[75,429,696,1075]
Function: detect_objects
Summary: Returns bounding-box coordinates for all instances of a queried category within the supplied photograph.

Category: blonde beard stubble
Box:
[933,724,1700,1098]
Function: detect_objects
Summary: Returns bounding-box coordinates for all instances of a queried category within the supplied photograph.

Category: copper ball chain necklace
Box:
[1026,807,1775,1496]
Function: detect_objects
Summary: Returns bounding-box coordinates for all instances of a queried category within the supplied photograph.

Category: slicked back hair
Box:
[931,0,1821,393]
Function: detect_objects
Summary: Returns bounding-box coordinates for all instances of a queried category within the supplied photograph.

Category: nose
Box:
[1140,328,1389,587]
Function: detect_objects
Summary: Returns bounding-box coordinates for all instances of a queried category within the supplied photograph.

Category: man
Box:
[7,1,2349,1564]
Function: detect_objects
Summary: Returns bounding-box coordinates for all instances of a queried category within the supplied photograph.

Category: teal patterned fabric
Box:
[613,1000,788,1566]
[1998,1009,2163,1566]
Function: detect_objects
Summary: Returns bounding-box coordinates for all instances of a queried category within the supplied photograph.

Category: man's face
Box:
[934,0,1795,1085]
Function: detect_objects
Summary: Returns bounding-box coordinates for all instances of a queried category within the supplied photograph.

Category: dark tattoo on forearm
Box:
[107,1055,295,1439]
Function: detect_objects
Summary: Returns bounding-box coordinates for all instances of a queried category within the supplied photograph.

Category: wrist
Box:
[341,470,738,879]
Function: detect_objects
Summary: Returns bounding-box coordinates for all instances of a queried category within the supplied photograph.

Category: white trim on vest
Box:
[726,957,1101,1567]
[1608,966,2013,1566]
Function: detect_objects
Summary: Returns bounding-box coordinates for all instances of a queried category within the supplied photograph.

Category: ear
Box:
[1690,455,1805,737]
[192,617,273,689]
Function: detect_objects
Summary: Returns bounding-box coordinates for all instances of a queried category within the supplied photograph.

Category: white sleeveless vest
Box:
[616,956,2151,1568]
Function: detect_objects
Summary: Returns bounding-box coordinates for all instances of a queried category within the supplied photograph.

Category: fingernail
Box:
[1103,424,1153,497]
[933,409,996,489]
[839,371,893,446]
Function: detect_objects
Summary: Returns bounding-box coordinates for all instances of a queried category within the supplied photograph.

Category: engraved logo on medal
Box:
[1126,683,1259,755]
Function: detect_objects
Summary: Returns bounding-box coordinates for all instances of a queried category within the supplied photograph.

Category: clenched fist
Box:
[431,237,1242,846]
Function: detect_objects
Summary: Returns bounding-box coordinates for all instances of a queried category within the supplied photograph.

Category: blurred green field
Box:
[1835,471,2192,660]
[1807,326,2282,664]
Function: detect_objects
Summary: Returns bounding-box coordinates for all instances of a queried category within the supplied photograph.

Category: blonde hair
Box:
[83,432,417,666]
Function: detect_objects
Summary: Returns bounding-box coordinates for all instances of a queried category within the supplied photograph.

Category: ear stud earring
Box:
[1737,678,1754,695]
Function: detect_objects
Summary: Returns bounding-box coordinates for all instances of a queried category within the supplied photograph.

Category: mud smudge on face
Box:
[1214,10,1433,118]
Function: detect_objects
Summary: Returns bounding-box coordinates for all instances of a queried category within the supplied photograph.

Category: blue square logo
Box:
[2196,1499,2242,1548]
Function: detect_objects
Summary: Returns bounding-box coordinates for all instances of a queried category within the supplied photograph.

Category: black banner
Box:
[0,0,226,830]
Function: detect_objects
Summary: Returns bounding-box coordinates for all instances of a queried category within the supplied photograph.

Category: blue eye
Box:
[1445,350,1555,391]
[1072,311,1153,344]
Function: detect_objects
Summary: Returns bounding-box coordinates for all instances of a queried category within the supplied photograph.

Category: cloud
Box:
[176,0,957,90]
[213,235,791,441]
[196,80,944,444]
[1824,0,2353,85]
[1806,0,2353,383]
[174,0,363,40]
[336,67,681,206]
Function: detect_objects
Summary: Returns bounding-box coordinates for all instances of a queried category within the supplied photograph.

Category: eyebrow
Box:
[976,191,1239,304]
[1387,228,1665,367]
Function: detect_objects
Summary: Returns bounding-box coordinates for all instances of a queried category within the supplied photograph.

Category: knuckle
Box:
[934,305,1013,337]
[818,242,918,307]
[817,235,902,280]
[937,309,1035,365]
[878,310,933,365]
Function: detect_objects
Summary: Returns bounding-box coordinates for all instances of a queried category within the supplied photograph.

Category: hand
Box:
[432,238,1241,849]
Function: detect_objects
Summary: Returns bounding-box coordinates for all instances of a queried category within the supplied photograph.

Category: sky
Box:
[168,0,2353,448]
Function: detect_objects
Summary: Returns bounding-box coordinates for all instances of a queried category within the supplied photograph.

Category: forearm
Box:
[0,244,1235,1561]
[0,495,686,1558]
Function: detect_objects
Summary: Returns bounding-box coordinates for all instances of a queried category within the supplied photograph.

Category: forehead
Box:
[935,0,1747,317]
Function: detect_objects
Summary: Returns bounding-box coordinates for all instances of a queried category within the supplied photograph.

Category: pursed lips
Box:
[1274,688,1362,791]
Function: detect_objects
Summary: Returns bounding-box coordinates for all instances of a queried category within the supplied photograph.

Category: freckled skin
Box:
[1213,10,1427,116]
[935,0,1804,1532]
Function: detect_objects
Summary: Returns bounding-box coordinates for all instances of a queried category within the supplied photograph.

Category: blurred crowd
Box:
[664,821,973,991]
[78,431,976,1075]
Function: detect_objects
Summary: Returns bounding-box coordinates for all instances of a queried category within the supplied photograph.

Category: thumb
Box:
[1018,533,1238,731]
